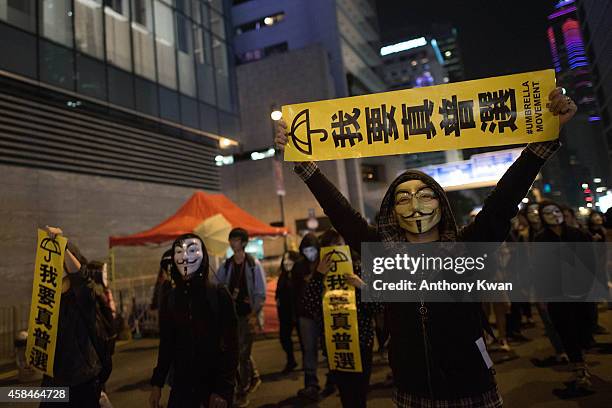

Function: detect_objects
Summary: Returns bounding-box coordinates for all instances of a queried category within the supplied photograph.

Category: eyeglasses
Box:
[395,188,437,204]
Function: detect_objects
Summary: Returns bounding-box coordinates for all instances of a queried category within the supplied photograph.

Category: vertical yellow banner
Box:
[321,245,362,373]
[26,229,67,377]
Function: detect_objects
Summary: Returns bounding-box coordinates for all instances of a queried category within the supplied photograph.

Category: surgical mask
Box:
[302,246,318,263]
[394,180,441,234]
[542,205,564,226]
[174,238,204,277]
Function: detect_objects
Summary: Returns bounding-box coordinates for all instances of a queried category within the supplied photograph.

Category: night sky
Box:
[377,0,555,80]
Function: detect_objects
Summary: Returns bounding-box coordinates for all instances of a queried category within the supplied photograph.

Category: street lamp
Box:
[271,110,282,121]
[271,104,287,251]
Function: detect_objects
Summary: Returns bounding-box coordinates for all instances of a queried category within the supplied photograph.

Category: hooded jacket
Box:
[151,235,238,403]
[294,143,558,399]
[292,233,320,319]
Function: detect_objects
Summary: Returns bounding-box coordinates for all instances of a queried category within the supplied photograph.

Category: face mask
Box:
[527,205,540,225]
[174,238,204,277]
[102,263,109,287]
[542,205,564,226]
[394,180,441,234]
[302,246,318,262]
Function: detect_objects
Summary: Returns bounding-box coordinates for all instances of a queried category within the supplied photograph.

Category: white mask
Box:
[394,180,441,234]
[174,238,204,277]
[102,263,109,287]
[542,205,564,226]
[302,246,319,263]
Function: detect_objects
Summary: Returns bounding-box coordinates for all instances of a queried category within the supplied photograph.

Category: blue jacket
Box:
[215,254,266,327]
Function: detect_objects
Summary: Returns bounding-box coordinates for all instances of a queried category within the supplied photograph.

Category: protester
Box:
[275,88,576,406]
[562,206,583,230]
[275,250,301,373]
[150,249,173,314]
[487,243,513,352]
[88,261,119,406]
[291,233,326,400]
[39,226,106,408]
[526,203,569,365]
[506,212,533,340]
[587,210,610,335]
[534,201,595,393]
[215,228,266,408]
[526,203,543,241]
[149,233,238,408]
[303,229,382,407]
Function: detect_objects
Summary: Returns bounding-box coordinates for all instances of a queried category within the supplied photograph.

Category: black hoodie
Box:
[297,146,551,399]
[292,233,321,318]
[151,234,238,404]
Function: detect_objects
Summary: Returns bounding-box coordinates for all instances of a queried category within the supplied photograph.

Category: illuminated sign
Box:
[380,37,427,56]
[413,148,524,191]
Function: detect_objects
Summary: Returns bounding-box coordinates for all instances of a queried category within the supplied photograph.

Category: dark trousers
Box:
[508,302,531,335]
[39,378,100,408]
[278,305,299,364]
[587,302,599,332]
[332,344,373,408]
[548,302,592,363]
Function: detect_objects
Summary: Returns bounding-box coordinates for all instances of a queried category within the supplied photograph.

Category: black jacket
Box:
[44,264,101,387]
[150,276,238,403]
[534,225,597,300]
[291,258,318,319]
[299,147,549,399]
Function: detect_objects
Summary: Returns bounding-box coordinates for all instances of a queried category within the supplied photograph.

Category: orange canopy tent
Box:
[109,191,287,248]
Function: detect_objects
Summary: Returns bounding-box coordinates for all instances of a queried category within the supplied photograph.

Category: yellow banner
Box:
[282,69,559,161]
[26,229,67,377]
[321,245,362,373]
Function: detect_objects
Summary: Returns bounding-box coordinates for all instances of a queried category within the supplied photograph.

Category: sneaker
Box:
[235,395,250,408]
[281,360,298,374]
[248,376,262,393]
[573,368,593,391]
[497,339,512,352]
[320,382,336,398]
[297,386,320,401]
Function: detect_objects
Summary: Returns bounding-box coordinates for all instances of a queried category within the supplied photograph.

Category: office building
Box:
[575,0,612,160]
[540,0,609,207]
[0,0,239,303]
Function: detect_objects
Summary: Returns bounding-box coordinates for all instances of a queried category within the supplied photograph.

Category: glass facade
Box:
[0,0,238,135]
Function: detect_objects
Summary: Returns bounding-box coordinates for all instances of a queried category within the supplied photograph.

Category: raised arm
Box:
[275,121,376,253]
[293,161,377,252]
[460,88,577,242]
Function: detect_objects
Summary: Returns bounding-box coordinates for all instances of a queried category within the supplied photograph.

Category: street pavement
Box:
[2,309,612,407]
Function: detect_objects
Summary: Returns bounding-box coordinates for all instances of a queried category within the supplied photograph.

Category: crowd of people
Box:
[32,88,612,407]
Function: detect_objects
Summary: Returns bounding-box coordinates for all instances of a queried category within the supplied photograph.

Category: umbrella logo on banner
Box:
[40,238,62,262]
[289,109,328,155]
[328,249,349,273]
